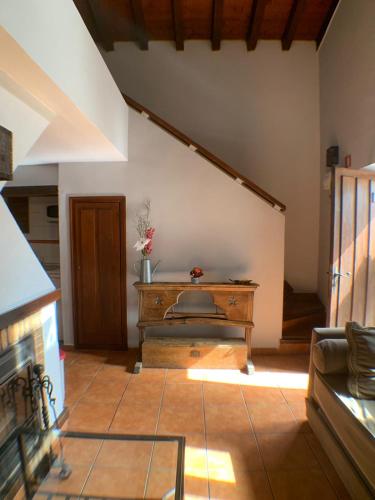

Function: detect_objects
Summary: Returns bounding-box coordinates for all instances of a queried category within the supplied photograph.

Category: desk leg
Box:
[134,327,145,374]
[245,327,255,375]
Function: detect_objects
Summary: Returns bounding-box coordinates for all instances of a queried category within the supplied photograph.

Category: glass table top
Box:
[15,430,185,500]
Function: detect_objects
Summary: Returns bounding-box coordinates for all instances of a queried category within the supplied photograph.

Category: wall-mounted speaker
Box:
[326,146,339,167]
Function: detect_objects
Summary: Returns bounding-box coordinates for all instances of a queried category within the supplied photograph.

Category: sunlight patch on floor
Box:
[185,446,209,479]
[205,449,236,483]
[276,371,309,389]
[184,496,208,500]
[186,368,308,390]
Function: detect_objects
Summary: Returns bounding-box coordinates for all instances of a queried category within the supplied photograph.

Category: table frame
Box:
[134,281,259,374]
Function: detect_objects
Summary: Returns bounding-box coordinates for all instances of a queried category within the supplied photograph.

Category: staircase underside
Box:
[282,282,326,344]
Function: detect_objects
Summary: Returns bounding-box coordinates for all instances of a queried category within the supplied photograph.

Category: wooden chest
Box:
[142,337,247,369]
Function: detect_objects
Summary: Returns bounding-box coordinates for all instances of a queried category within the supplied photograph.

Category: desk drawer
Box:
[140,291,180,321]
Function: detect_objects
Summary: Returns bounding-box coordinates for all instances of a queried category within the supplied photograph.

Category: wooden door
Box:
[328,168,375,327]
[70,196,127,349]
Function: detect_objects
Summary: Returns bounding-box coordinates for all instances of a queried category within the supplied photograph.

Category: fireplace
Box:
[0,335,41,498]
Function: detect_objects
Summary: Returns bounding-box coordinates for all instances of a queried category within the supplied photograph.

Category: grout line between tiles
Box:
[64,362,104,411]
[201,379,211,499]
[142,368,168,499]
[240,385,276,500]
[77,438,105,496]
[106,371,134,431]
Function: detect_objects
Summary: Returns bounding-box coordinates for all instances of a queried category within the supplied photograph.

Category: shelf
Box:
[28,240,59,244]
[137,318,254,328]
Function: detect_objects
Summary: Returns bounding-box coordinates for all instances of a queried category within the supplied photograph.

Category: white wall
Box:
[318,0,375,304]
[41,302,64,418]
[0,0,128,160]
[59,109,285,348]
[5,164,58,187]
[0,86,49,188]
[0,198,54,314]
[0,84,54,312]
[103,40,320,292]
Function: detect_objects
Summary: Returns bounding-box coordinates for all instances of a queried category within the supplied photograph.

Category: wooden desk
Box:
[134,281,258,374]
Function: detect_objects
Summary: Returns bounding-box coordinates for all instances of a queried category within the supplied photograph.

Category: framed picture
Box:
[0,125,13,181]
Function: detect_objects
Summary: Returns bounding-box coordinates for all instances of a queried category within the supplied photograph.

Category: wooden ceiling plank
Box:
[247,0,269,51]
[130,0,149,50]
[316,0,340,49]
[282,0,307,51]
[87,0,114,51]
[212,0,223,51]
[172,0,184,50]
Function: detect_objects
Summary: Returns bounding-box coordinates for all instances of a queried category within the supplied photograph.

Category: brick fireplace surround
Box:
[0,289,62,499]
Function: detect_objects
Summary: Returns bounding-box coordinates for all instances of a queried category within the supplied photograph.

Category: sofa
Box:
[307,327,375,500]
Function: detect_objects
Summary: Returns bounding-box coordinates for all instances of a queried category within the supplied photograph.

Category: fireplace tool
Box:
[29,364,72,481]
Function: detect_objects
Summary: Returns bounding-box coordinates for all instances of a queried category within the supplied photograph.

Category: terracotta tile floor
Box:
[56,349,350,500]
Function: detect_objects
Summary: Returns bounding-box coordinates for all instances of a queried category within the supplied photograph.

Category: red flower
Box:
[144,240,153,255]
[190,267,204,278]
[146,227,155,239]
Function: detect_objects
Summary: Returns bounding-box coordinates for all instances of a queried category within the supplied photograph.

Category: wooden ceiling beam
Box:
[282,0,307,51]
[130,0,149,50]
[212,0,223,51]
[172,0,184,50]
[316,0,340,49]
[246,0,268,51]
[87,0,114,51]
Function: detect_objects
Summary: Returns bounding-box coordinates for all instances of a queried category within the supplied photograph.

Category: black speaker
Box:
[326,146,339,167]
[47,205,58,218]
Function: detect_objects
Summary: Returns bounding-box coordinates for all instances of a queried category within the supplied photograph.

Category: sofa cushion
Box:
[313,339,348,375]
[314,373,375,491]
[346,322,375,399]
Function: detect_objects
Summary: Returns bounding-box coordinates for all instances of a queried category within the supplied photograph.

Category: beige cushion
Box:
[346,322,375,399]
[314,373,375,491]
[313,339,348,375]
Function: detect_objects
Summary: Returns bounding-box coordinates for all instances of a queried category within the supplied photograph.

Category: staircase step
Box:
[284,280,294,297]
[279,339,310,353]
[282,311,326,341]
[284,293,325,321]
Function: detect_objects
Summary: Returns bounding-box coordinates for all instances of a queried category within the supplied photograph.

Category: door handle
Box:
[327,271,352,278]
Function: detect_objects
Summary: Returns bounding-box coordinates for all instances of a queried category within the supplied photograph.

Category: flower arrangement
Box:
[134,200,156,258]
[190,267,204,278]
[190,267,204,283]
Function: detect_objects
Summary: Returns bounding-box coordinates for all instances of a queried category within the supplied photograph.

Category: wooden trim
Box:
[316,0,340,49]
[252,347,280,355]
[247,0,268,51]
[0,289,61,330]
[0,125,13,181]
[134,281,259,290]
[28,240,59,245]
[211,0,223,51]
[137,318,254,327]
[124,94,286,212]
[327,168,338,326]
[253,342,310,354]
[69,196,128,350]
[334,167,375,179]
[60,344,75,351]
[282,0,307,51]
[172,0,184,50]
[130,0,148,50]
[1,185,58,198]
[120,197,128,350]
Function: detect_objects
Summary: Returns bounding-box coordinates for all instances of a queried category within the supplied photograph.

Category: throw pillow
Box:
[346,322,375,399]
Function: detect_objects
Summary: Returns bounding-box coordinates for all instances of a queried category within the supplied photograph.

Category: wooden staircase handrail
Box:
[123,94,286,212]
